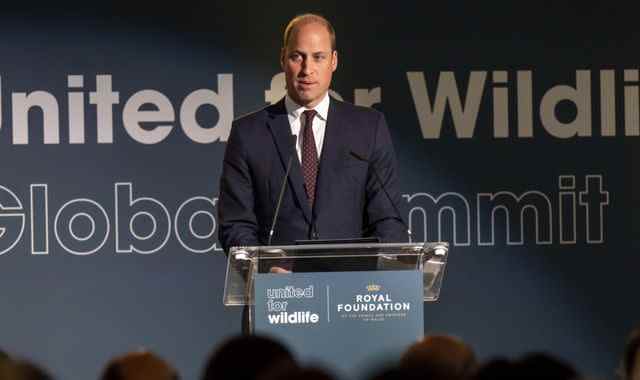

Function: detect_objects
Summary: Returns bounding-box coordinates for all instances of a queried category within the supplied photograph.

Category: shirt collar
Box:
[284,92,330,122]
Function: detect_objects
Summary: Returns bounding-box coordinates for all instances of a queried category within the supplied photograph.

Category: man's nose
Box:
[300,59,313,75]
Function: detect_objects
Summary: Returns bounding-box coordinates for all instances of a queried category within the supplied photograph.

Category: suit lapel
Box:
[266,100,313,224]
[314,98,348,220]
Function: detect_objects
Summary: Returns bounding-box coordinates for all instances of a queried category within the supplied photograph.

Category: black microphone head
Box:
[350,150,367,162]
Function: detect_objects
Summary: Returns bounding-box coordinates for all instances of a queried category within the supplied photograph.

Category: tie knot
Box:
[303,109,317,124]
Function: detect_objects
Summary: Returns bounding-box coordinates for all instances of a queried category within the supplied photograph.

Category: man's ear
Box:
[331,50,338,72]
[280,47,286,70]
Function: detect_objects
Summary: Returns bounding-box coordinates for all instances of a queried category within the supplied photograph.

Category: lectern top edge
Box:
[223,241,450,305]
[229,241,448,254]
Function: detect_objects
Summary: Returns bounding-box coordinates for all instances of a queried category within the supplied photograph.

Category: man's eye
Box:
[290,54,302,61]
[314,55,326,61]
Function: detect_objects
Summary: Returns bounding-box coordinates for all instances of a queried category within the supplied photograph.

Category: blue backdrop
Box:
[1,2,638,379]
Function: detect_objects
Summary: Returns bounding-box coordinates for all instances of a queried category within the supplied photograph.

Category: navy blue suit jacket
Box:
[218,97,408,252]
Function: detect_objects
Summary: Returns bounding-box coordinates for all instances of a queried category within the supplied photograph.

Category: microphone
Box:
[350,151,412,242]
[268,135,297,246]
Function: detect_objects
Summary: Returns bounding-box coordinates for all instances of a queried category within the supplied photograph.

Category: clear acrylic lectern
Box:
[223,242,449,332]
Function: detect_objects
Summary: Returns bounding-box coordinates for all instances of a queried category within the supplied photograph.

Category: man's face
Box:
[281,22,338,108]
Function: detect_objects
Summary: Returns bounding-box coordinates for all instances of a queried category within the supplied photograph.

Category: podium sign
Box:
[223,242,450,376]
[254,270,423,375]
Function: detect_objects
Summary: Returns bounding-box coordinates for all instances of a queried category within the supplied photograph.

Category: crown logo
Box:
[366,283,381,292]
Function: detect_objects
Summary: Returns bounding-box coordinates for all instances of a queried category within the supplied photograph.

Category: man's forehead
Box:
[286,23,331,46]
[286,47,332,54]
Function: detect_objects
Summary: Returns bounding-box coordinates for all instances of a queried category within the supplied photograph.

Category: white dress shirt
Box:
[284,92,330,162]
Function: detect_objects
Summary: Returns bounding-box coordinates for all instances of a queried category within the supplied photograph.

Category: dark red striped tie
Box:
[301,110,318,208]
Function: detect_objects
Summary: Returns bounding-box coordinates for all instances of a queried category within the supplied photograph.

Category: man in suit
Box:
[218,13,408,254]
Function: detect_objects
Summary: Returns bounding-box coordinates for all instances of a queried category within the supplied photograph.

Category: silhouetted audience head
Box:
[12,360,54,380]
[0,357,54,380]
[400,334,477,380]
[367,366,429,380]
[201,335,296,380]
[623,327,640,380]
[473,358,518,380]
[1,355,18,380]
[100,351,179,380]
[514,352,579,380]
[473,354,579,380]
[259,365,335,380]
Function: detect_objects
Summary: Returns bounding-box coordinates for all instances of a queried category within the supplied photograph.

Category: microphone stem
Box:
[268,150,295,246]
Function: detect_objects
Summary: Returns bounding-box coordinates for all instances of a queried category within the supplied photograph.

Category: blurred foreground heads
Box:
[0,354,18,380]
[201,335,296,380]
[260,365,335,380]
[400,334,477,380]
[100,351,179,380]
[474,353,579,380]
[0,356,53,380]
[623,327,640,380]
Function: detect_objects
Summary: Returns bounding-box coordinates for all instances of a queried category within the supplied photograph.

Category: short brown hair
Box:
[282,13,336,51]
